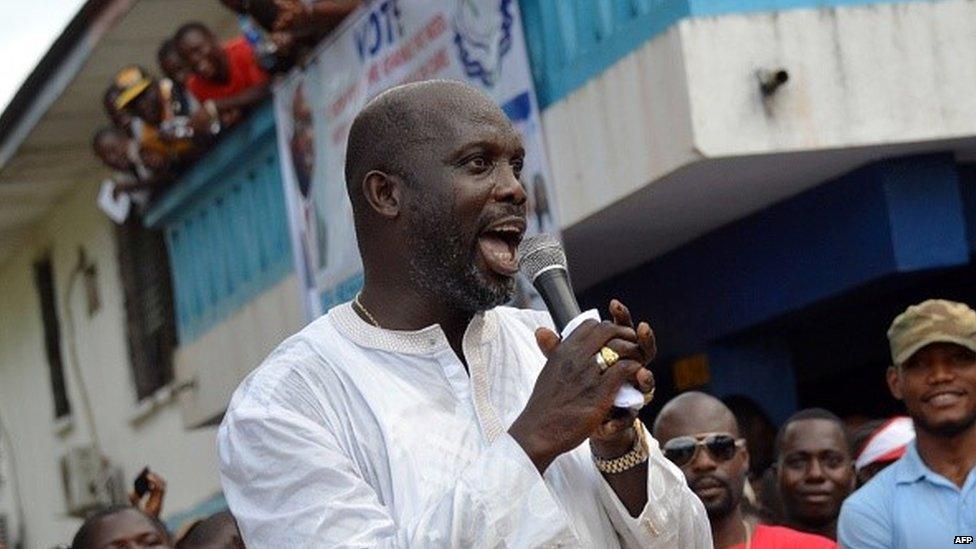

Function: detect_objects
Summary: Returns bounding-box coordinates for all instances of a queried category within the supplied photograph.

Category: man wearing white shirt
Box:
[217,79,711,547]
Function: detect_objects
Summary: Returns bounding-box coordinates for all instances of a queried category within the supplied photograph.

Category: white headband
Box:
[855,416,915,471]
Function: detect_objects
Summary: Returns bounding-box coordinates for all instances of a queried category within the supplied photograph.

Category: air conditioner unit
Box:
[60,447,126,518]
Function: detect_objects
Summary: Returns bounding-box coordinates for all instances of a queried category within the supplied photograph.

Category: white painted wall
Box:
[175,275,303,428]
[543,0,976,287]
[0,182,224,548]
[542,24,699,229]
[682,0,976,156]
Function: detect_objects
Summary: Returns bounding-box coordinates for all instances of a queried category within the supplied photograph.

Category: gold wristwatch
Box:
[593,419,649,474]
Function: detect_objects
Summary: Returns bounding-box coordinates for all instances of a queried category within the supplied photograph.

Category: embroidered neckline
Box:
[330,302,499,355]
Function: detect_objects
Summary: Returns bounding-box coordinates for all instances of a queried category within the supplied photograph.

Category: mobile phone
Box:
[133,467,151,498]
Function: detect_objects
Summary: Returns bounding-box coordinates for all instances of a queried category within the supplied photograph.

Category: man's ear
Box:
[886,365,903,401]
[362,170,402,219]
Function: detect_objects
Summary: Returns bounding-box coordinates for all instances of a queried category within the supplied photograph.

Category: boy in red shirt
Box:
[655,392,838,549]
[175,22,270,129]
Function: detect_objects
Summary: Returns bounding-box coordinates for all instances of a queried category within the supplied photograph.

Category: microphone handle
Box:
[532,267,582,332]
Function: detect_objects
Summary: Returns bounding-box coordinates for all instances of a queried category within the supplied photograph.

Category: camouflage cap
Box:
[887,299,976,366]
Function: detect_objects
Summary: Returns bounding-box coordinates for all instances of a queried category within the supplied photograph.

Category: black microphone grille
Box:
[518,234,568,281]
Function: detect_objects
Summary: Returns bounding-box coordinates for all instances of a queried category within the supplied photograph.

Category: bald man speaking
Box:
[217,80,710,547]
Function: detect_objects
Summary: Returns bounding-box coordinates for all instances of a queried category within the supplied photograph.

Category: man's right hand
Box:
[508,320,645,473]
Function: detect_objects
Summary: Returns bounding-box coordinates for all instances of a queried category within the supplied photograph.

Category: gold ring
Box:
[643,387,656,405]
[599,346,620,370]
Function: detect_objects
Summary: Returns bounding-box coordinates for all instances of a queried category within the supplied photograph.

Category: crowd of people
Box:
[91,0,357,212]
[63,295,975,548]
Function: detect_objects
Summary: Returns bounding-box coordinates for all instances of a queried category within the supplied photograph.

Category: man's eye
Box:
[823,454,846,468]
[467,156,489,170]
[511,158,524,176]
[786,457,806,469]
[951,351,974,365]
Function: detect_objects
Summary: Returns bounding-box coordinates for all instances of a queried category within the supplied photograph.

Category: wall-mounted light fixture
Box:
[758,69,789,97]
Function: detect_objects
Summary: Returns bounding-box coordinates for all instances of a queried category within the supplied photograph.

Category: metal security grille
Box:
[115,218,177,401]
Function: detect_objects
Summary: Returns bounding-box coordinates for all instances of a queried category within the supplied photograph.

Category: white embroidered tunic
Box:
[217,303,711,548]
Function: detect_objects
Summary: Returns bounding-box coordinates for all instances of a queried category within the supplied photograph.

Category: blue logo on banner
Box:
[453,0,514,87]
[501,91,531,123]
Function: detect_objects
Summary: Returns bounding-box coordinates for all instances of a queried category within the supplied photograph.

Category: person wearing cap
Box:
[850,416,915,487]
[112,65,206,172]
[838,299,976,549]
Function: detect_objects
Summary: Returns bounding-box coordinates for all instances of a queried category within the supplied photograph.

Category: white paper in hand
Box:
[97,179,131,224]
[559,309,646,411]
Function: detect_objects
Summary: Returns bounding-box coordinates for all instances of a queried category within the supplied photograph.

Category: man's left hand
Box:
[590,299,655,459]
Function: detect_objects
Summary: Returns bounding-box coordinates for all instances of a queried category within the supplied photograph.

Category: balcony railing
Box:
[144,103,292,344]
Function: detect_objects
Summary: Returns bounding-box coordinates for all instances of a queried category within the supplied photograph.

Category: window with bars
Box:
[115,217,177,401]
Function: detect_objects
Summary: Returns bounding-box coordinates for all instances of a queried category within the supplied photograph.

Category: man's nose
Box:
[690,448,718,473]
[805,459,827,483]
[927,358,956,384]
[493,166,527,206]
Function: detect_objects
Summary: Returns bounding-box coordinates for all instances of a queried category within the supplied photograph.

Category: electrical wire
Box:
[62,250,103,456]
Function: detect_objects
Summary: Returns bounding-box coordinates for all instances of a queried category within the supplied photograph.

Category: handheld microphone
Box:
[517,234,581,332]
[519,234,646,411]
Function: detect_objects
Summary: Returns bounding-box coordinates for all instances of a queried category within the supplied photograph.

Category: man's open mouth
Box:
[477,216,526,277]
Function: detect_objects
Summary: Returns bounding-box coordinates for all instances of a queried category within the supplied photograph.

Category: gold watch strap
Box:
[593,419,649,474]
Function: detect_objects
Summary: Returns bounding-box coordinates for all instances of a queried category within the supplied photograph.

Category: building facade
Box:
[2,0,976,546]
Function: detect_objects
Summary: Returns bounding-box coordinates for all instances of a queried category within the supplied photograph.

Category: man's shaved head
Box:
[344,79,512,223]
[654,392,740,441]
[654,392,748,524]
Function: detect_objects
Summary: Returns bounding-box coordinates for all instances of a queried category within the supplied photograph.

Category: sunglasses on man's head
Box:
[662,433,744,467]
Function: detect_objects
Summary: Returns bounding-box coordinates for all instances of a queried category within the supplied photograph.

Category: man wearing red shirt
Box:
[655,392,837,549]
[175,22,271,128]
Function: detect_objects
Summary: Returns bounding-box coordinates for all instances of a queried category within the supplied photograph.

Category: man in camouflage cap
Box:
[887,299,976,368]
[838,299,976,548]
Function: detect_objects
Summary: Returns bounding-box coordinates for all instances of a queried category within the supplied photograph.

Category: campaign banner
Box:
[274,0,558,321]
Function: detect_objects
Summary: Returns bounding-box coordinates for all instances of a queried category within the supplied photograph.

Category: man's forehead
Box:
[93,512,161,543]
[659,407,737,440]
[429,108,521,152]
[783,419,846,451]
[179,28,210,46]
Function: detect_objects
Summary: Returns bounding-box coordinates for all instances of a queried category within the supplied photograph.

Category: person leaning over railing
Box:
[111,66,215,174]
[174,22,272,131]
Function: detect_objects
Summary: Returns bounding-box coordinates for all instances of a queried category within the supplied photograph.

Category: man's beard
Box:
[690,476,738,521]
[912,406,976,438]
[405,201,514,313]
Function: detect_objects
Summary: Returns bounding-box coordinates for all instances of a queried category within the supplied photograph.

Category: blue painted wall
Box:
[519,0,934,107]
[957,164,976,252]
[581,154,969,356]
[580,154,970,418]
[145,104,293,343]
[708,337,798,425]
